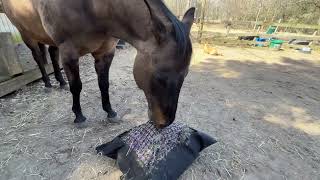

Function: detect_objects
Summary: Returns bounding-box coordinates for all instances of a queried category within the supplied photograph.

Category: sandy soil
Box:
[0,44,320,180]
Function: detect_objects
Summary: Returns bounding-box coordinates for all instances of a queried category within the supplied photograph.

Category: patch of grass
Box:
[310,44,320,53]
[12,33,22,44]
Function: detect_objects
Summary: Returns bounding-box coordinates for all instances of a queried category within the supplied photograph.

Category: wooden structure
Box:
[0,33,22,79]
[250,21,320,35]
[0,1,3,13]
[0,64,54,97]
[0,32,55,97]
[272,23,320,33]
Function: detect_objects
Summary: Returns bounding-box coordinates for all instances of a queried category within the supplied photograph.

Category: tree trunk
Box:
[253,5,262,31]
[186,0,192,9]
[271,11,276,22]
[195,0,202,23]
[175,0,178,16]
[197,0,207,42]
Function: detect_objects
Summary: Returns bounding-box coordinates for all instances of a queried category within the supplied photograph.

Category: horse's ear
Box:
[182,7,196,34]
[144,0,167,44]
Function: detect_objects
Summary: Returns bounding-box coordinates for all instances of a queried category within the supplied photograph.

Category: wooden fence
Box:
[0,13,21,42]
[0,13,53,97]
[0,1,3,13]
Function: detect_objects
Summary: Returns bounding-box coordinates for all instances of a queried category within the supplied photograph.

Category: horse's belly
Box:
[3,0,55,45]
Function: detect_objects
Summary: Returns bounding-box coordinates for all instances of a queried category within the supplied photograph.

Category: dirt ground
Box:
[0,43,320,180]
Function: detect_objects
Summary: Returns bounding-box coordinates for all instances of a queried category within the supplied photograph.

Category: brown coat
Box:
[3,0,195,128]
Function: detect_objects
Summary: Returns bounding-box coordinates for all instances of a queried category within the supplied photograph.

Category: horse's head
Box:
[134,1,195,128]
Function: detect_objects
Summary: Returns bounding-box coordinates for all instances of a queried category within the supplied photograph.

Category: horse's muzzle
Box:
[148,109,174,129]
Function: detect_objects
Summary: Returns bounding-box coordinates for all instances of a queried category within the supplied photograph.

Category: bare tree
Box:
[165,0,320,25]
[198,0,207,42]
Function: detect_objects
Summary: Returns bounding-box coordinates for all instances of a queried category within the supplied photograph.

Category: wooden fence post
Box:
[0,1,3,13]
[0,33,23,79]
[253,3,262,31]
[197,0,206,42]
[274,19,282,33]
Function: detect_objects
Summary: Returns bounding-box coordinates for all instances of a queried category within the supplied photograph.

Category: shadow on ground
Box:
[179,54,320,179]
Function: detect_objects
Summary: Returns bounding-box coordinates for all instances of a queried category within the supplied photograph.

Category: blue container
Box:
[256,38,267,42]
[255,38,267,47]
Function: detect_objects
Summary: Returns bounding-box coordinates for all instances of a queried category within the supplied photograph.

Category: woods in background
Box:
[1,1,319,24]
[165,0,320,25]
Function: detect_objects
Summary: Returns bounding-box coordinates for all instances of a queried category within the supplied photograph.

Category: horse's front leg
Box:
[60,44,86,124]
[93,51,117,119]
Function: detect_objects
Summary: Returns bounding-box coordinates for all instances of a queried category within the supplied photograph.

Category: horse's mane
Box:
[156,0,192,58]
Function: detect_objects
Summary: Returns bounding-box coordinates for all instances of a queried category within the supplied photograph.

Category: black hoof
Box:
[45,83,53,88]
[108,111,120,123]
[60,84,69,91]
[44,87,53,93]
[107,110,117,119]
[59,81,68,87]
[74,115,87,123]
[75,121,88,129]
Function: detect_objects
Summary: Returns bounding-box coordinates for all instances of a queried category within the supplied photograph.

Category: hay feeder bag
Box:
[96,121,217,180]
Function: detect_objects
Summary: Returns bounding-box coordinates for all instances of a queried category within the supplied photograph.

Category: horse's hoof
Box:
[45,83,53,88]
[108,111,120,123]
[60,84,69,91]
[108,116,121,123]
[107,110,117,118]
[75,121,88,129]
[74,115,87,123]
[60,81,68,87]
[44,87,53,93]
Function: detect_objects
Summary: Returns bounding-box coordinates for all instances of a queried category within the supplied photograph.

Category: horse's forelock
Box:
[156,1,191,60]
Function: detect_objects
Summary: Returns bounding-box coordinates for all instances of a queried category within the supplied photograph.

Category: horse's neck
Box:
[93,0,157,52]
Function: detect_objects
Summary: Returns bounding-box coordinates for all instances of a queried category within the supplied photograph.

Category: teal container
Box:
[269,39,284,50]
[266,26,277,34]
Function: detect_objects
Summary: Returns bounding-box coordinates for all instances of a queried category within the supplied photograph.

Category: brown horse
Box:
[3,0,195,128]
